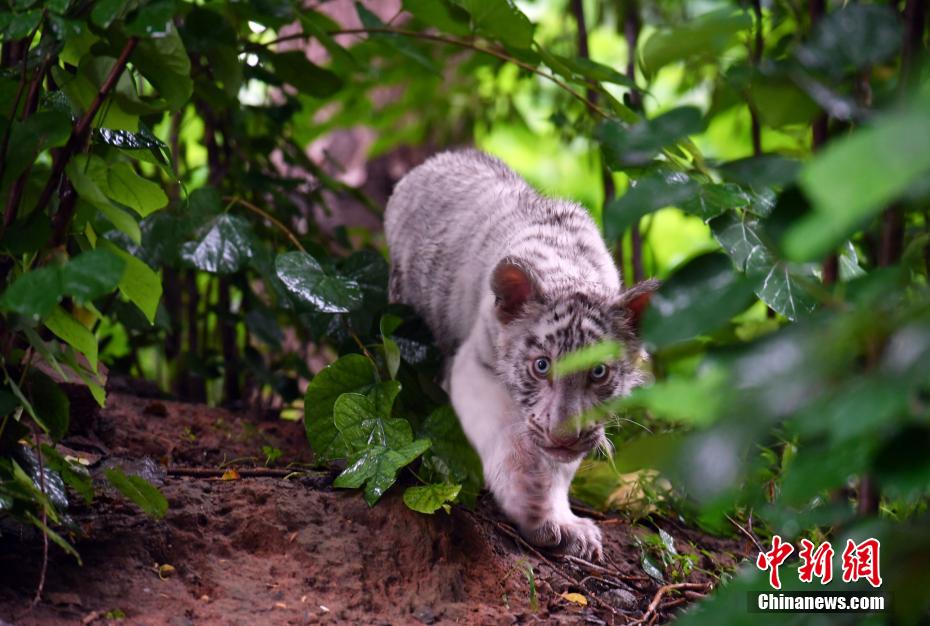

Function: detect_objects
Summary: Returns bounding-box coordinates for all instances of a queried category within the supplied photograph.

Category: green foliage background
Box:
[1,0,928,622]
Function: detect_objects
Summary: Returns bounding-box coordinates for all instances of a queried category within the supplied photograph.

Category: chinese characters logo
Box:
[756,536,882,589]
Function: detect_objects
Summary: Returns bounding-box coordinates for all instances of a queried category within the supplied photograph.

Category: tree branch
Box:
[37,36,139,236]
[250,27,610,118]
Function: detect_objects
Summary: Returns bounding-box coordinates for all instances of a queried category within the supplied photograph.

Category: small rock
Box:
[413,605,437,624]
[604,588,638,611]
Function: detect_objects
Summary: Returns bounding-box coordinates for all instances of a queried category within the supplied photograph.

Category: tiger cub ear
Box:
[613,279,660,332]
[491,257,541,324]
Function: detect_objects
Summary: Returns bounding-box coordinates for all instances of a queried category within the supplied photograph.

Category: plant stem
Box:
[251,27,609,118]
[225,196,306,253]
[41,37,138,245]
[749,0,763,156]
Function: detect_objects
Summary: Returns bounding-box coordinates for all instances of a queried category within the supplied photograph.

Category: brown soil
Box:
[0,389,751,625]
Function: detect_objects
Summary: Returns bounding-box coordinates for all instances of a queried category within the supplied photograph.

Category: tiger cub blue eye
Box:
[533,357,551,376]
[590,363,608,381]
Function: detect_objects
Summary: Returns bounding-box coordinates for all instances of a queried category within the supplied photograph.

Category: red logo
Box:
[841,538,882,588]
[756,534,794,590]
[756,537,882,589]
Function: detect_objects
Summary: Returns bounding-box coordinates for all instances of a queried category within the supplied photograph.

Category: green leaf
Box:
[304,354,378,463]
[403,483,461,514]
[333,439,431,506]
[785,91,930,261]
[99,240,162,324]
[102,162,168,217]
[719,155,800,188]
[452,0,533,49]
[553,340,624,378]
[25,511,82,564]
[90,0,126,28]
[1,111,72,187]
[272,51,343,98]
[418,405,483,505]
[124,0,174,38]
[641,10,751,78]
[380,315,402,380]
[41,444,93,505]
[3,9,42,39]
[598,107,704,168]
[45,306,98,372]
[275,251,363,313]
[403,0,471,37]
[0,265,62,319]
[104,467,168,518]
[603,171,698,240]
[796,4,902,77]
[642,252,756,348]
[334,386,408,454]
[61,249,125,304]
[712,214,818,320]
[180,214,254,274]
[26,372,70,441]
[132,26,193,110]
[67,155,141,244]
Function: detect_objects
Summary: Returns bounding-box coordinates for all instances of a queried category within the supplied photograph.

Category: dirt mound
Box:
[0,392,750,625]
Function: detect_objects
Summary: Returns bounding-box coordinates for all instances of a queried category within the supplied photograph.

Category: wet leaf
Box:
[599,107,704,168]
[333,387,409,454]
[105,467,168,518]
[403,482,461,514]
[304,354,378,463]
[403,0,470,37]
[180,214,254,274]
[603,171,698,241]
[60,249,125,305]
[333,439,431,506]
[221,468,240,480]
[0,265,62,319]
[719,155,800,189]
[643,252,756,348]
[132,25,193,110]
[276,251,363,314]
[125,0,174,38]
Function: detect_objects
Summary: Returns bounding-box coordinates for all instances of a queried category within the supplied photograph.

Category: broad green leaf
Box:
[553,340,624,377]
[41,444,93,505]
[275,251,363,313]
[304,354,378,463]
[403,483,461,514]
[99,240,162,324]
[418,405,482,505]
[333,438,431,506]
[3,9,42,39]
[180,214,254,274]
[643,252,756,348]
[102,162,168,216]
[452,0,533,49]
[60,249,125,304]
[796,4,902,76]
[272,51,343,98]
[355,2,437,73]
[334,387,408,454]
[104,467,168,518]
[598,107,704,168]
[546,54,637,88]
[0,265,62,319]
[67,155,141,243]
[90,0,126,28]
[785,91,930,261]
[603,171,698,240]
[681,183,753,222]
[25,511,81,564]
[26,371,70,441]
[719,155,800,189]
[712,214,818,320]
[641,10,751,78]
[403,0,470,36]
[45,306,98,372]
[132,26,193,110]
[124,0,174,38]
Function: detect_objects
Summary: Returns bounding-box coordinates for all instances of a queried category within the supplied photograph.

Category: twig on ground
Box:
[725,512,764,554]
[629,582,711,626]
[167,467,318,479]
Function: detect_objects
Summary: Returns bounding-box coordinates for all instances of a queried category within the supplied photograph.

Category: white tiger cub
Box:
[385,150,656,559]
